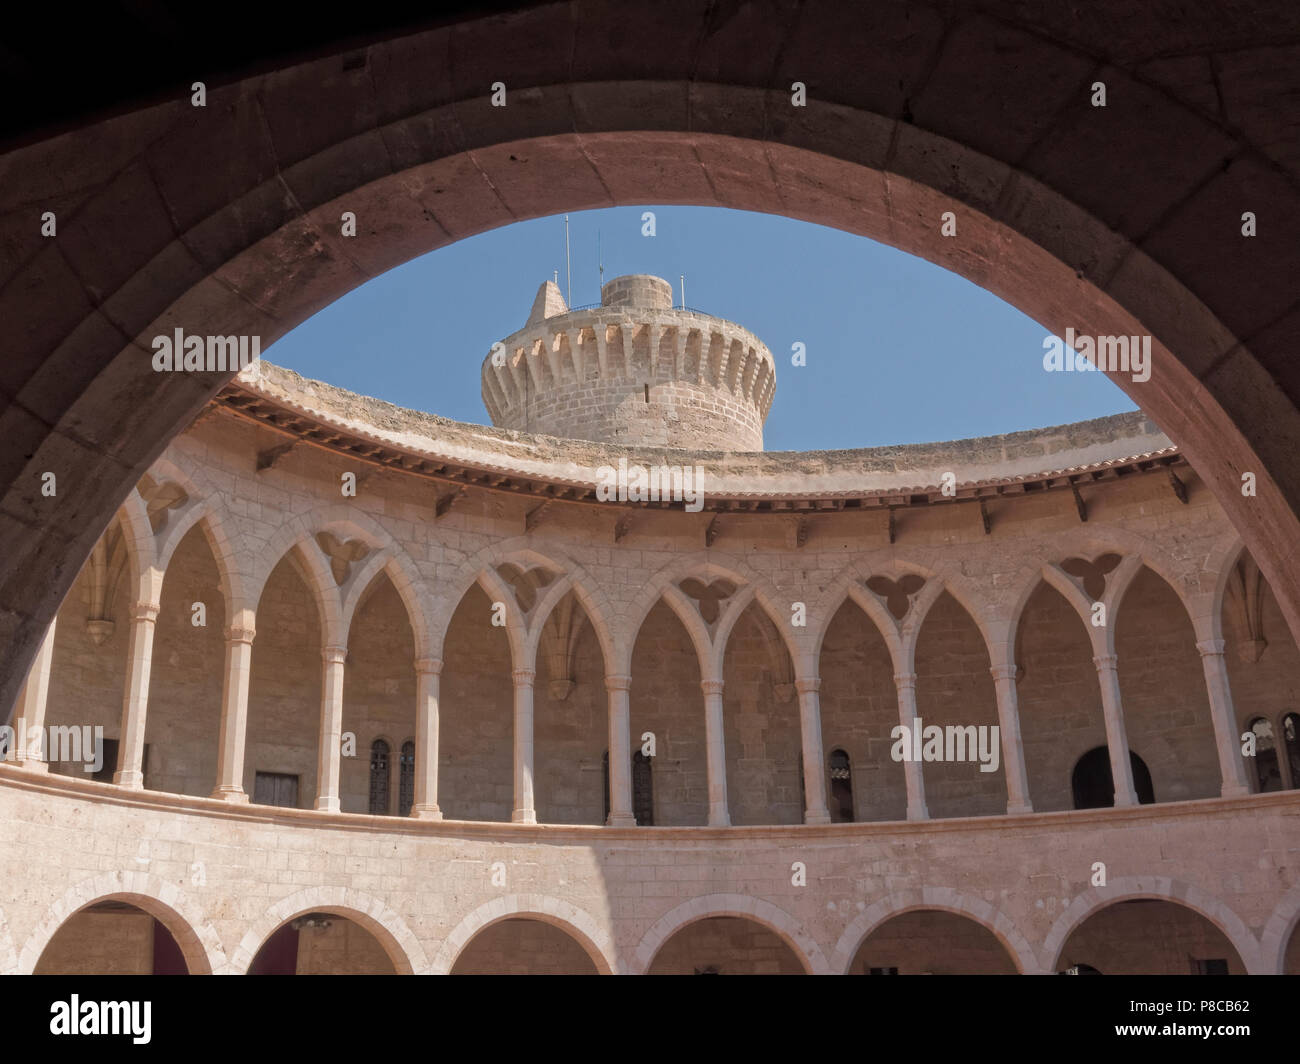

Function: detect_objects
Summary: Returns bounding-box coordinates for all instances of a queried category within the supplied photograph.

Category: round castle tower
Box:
[480,274,775,451]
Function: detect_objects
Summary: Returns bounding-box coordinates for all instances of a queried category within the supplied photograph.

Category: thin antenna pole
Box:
[564,215,572,307]
[680,274,686,310]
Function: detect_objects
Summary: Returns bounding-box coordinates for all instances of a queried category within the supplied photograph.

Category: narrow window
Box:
[398,740,415,817]
[829,748,854,822]
[1248,717,1281,793]
[1283,712,1300,790]
[369,739,391,815]
[643,383,650,403]
[633,750,654,826]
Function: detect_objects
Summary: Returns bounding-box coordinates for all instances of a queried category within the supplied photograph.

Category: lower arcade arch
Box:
[847,909,1021,975]
[1052,899,1249,975]
[645,916,810,976]
[243,908,410,975]
[450,918,602,975]
[28,894,211,975]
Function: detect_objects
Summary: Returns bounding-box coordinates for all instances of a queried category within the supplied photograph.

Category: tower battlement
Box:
[481,274,776,451]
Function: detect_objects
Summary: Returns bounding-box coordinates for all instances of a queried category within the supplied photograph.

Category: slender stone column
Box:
[1092,654,1139,806]
[893,672,929,821]
[314,645,347,812]
[605,674,635,826]
[412,657,443,819]
[701,679,730,826]
[211,619,255,801]
[9,618,57,771]
[512,667,537,824]
[114,601,160,788]
[795,677,831,825]
[989,663,1033,814]
[1196,639,1252,798]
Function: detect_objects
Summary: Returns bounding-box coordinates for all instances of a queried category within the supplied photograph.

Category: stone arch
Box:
[249,518,351,648]
[810,558,994,674]
[114,488,157,589]
[432,540,619,675]
[432,895,617,975]
[830,888,1039,975]
[632,893,831,975]
[1260,881,1300,975]
[5,10,1300,716]
[339,542,435,660]
[18,870,225,975]
[229,886,427,975]
[623,550,794,681]
[1040,877,1262,975]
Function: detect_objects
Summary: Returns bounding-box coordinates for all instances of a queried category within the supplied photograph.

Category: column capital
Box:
[225,625,256,645]
[414,657,444,676]
[131,601,161,623]
[795,677,821,695]
[512,668,536,687]
[1092,653,1118,672]
[604,673,632,693]
[700,679,725,697]
[893,672,918,690]
[321,645,347,665]
[1196,639,1226,657]
[989,663,1018,682]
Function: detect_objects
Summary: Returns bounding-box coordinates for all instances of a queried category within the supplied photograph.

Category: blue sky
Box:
[267,206,1135,451]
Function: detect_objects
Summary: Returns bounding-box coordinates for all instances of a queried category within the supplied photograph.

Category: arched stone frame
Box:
[228,886,427,975]
[6,5,1300,718]
[17,870,226,975]
[1040,877,1264,975]
[621,549,797,683]
[631,892,831,975]
[430,539,620,677]
[1260,880,1300,975]
[432,894,617,975]
[0,905,16,974]
[248,521,349,649]
[829,887,1040,975]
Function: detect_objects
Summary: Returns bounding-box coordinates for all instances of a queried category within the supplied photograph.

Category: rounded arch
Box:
[1259,881,1300,975]
[229,886,427,975]
[830,888,1038,975]
[5,10,1300,720]
[18,871,225,975]
[1040,878,1262,975]
[432,895,617,975]
[632,893,831,976]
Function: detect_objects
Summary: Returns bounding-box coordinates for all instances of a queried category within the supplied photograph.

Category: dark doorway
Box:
[828,748,854,822]
[1071,747,1155,809]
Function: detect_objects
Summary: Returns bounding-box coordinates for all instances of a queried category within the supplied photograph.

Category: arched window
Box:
[1282,713,1300,790]
[398,740,415,816]
[368,739,390,815]
[1248,717,1282,793]
[828,748,854,823]
[1070,747,1155,809]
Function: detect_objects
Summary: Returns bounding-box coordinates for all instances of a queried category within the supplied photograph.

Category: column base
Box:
[1113,791,1139,808]
[707,811,731,827]
[12,758,49,774]
[606,813,637,827]
[411,804,443,821]
[511,809,537,824]
[113,770,144,789]
[803,809,832,825]
[906,802,930,821]
[1219,783,1252,798]
[1006,802,1034,816]
[210,785,248,803]
[314,796,341,813]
